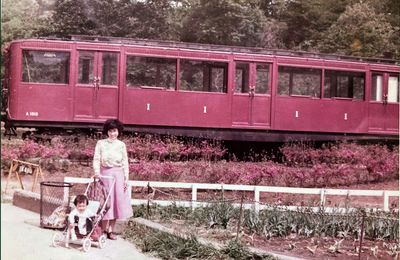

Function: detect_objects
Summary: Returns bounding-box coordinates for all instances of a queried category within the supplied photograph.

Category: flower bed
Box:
[2,136,398,189]
[127,203,399,260]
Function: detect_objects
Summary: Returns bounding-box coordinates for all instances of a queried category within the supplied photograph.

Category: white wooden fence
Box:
[64,177,399,213]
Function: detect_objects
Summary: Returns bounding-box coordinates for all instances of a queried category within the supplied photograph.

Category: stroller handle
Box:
[91,175,115,180]
[85,175,116,195]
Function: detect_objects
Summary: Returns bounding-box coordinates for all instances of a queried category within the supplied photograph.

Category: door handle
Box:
[383,94,388,105]
[93,77,100,89]
[248,86,255,98]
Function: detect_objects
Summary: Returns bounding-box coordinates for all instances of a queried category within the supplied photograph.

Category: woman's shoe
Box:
[107,232,117,240]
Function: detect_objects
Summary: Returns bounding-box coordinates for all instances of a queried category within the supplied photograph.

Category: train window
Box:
[102,53,118,85]
[388,75,399,103]
[255,63,270,94]
[235,63,250,93]
[78,52,94,84]
[371,73,383,101]
[126,56,176,89]
[278,66,321,97]
[324,70,364,100]
[180,60,227,93]
[22,50,70,84]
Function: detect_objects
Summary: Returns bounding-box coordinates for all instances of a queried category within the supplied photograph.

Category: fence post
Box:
[147,182,151,216]
[221,184,224,201]
[127,181,133,203]
[254,186,260,213]
[63,186,69,203]
[320,188,326,207]
[192,184,197,210]
[236,194,244,242]
[383,191,389,211]
[358,212,366,260]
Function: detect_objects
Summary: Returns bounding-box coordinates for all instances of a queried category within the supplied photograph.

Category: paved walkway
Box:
[1,203,159,260]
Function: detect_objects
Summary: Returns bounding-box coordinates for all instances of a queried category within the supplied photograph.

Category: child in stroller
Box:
[68,195,96,241]
[52,176,114,252]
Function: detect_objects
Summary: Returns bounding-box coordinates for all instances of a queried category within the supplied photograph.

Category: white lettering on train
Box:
[25,112,39,117]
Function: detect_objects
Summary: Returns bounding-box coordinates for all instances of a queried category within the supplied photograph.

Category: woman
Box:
[93,119,133,240]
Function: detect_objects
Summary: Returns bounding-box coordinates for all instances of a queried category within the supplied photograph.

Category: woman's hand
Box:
[124,176,129,191]
[92,174,101,179]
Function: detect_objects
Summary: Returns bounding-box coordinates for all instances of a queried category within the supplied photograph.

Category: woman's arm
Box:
[93,141,101,176]
[122,142,129,182]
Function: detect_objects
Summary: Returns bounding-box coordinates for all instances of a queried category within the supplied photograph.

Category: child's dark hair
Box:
[73,194,89,206]
[102,119,124,135]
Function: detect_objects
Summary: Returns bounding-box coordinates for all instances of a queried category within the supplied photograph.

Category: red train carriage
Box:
[4,36,400,141]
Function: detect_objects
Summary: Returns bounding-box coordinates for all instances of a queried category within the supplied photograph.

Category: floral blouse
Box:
[93,139,129,177]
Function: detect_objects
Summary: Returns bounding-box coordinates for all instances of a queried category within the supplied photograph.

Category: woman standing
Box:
[93,119,133,240]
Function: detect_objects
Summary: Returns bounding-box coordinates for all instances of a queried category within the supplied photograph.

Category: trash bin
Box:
[40,181,73,229]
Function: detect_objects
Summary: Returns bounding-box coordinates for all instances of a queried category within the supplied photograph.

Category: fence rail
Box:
[64,177,399,212]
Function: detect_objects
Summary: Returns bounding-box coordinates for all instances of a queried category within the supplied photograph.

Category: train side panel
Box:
[8,41,73,122]
[5,38,399,141]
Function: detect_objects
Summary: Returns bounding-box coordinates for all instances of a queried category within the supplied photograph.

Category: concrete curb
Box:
[133,217,305,260]
[13,189,41,213]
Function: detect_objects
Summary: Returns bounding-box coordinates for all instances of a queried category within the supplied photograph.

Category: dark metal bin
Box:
[40,181,73,229]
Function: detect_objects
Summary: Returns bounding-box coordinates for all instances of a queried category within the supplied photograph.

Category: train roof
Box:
[14,35,400,66]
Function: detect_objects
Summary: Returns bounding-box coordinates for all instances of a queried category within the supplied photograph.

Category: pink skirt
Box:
[100,167,133,220]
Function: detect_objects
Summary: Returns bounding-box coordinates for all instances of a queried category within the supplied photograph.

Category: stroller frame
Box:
[52,175,116,252]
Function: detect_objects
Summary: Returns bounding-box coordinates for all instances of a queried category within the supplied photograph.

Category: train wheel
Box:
[52,232,64,247]
[98,234,107,249]
[82,238,91,252]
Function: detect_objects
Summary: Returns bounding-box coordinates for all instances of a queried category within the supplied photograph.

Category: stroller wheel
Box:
[82,238,91,252]
[98,234,107,249]
[52,232,64,247]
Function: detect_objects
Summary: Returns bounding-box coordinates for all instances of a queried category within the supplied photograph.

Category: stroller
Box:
[52,175,115,252]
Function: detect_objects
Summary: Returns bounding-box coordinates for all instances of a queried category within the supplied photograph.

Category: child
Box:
[68,194,95,240]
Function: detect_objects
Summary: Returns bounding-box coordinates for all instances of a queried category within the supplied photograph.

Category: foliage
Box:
[123,0,182,40]
[123,221,225,259]
[258,18,287,49]
[158,202,193,221]
[1,0,49,44]
[125,135,226,161]
[273,0,349,50]
[279,142,398,186]
[180,0,267,46]
[2,0,399,59]
[44,0,98,37]
[37,0,182,40]
[242,207,399,241]
[124,220,276,259]
[221,240,268,259]
[132,203,399,242]
[317,2,398,58]
[2,137,398,188]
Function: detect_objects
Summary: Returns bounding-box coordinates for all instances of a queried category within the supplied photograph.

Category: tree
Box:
[123,0,181,40]
[1,0,49,43]
[259,19,287,49]
[45,0,98,37]
[275,0,350,50]
[180,0,267,46]
[317,2,398,58]
[45,0,182,40]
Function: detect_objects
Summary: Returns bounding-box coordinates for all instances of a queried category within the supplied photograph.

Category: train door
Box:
[231,61,271,128]
[73,51,119,120]
[368,72,399,133]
